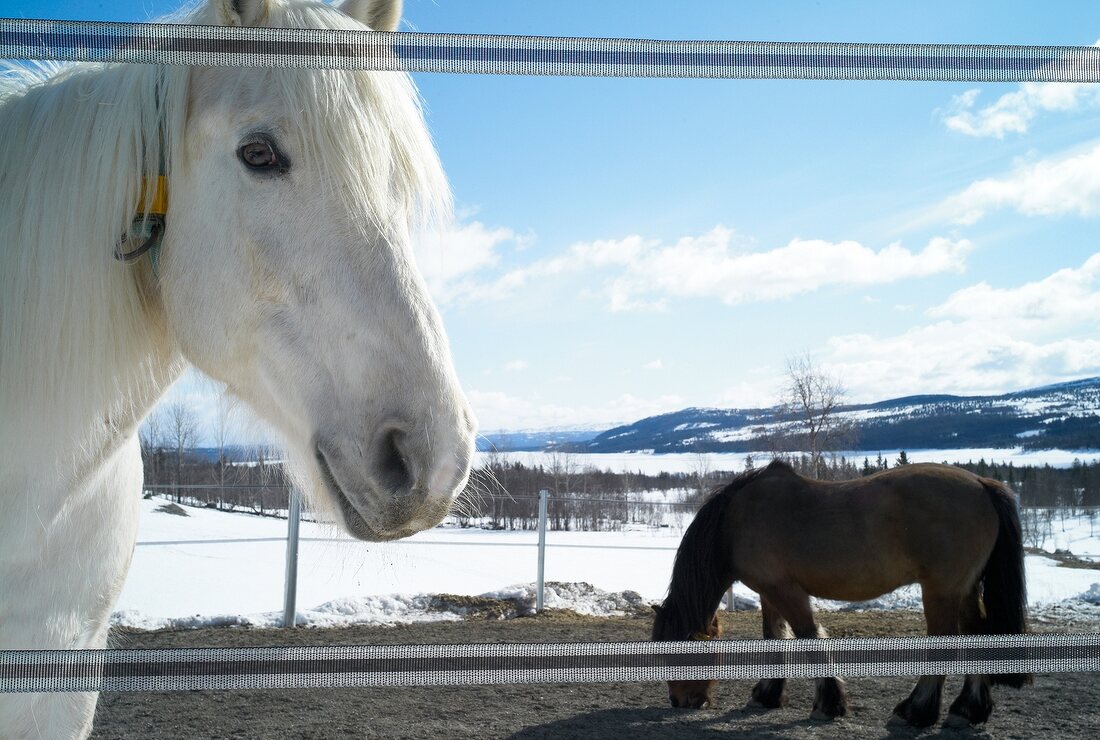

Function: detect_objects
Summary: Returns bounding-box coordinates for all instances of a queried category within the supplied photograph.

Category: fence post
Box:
[283,487,301,627]
[536,489,548,612]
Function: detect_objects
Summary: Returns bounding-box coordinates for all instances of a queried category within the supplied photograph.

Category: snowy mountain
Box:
[566,377,1100,454]
[477,425,608,452]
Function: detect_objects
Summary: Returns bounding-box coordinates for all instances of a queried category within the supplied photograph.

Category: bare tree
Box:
[689,449,714,503]
[546,450,577,530]
[139,406,165,487]
[212,391,238,501]
[480,444,511,529]
[779,353,854,479]
[164,400,199,498]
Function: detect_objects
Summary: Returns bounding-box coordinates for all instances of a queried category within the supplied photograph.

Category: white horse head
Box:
[162,0,476,540]
[1,0,474,735]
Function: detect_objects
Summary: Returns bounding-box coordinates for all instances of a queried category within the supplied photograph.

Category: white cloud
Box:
[412,220,527,304]
[941,40,1100,140]
[604,230,971,311]
[717,374,785,410]
[941,82,1098,139]
[643,359,663,370]
[461,234,652,304]
[929,253,1100,335]
[827,323,1100,402]
[146,368,275,447]
[468,389,685,431]
[820,255,1100,402]
[937,141,1100,224]
[504,360,528,372]
[457,226,972,312]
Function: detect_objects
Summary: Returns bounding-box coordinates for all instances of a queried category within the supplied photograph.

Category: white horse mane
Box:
[0,1,449,479]
[0,58,182,476]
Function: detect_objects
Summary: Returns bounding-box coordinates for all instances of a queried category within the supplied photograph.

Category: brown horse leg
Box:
[762,584,848,720]
[946,585,994,727]
[749,597,792,709]
[891,592,958,728]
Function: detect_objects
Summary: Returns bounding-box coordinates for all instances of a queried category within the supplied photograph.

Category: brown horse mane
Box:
[652,460,792,640]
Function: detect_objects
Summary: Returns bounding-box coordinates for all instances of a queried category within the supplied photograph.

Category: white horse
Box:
[0,0,476,736]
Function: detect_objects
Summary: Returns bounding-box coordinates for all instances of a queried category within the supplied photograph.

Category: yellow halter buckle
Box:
[114,177,168,270]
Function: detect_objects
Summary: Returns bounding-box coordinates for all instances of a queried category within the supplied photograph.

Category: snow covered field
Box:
[483,448,1100,475]
[114,492,1100,630]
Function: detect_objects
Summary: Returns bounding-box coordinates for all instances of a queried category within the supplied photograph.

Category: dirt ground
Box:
[92,610,1098,739]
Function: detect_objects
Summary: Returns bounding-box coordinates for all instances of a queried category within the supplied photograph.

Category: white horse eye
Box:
[238,138,286,173]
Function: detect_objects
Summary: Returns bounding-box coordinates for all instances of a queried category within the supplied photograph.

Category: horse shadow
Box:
[508,704,995,739]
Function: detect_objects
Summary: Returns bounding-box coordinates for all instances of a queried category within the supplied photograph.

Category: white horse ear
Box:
[340,0,403,31]
[218,0,272,27]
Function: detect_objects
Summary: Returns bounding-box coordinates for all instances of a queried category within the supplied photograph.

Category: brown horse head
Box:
[652,606,722,709]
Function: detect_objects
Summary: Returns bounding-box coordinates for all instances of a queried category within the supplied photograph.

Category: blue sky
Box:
[13,1,1100,439]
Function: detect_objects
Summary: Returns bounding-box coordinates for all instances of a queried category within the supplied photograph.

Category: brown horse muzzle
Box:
[668,679,717,709]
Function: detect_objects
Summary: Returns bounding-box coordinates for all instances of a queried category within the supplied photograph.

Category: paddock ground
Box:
[93,609,1099,739]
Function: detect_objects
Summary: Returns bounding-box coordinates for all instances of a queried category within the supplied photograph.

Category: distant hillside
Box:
[562,377,1100,454]
[185,446,258,463]
[476,428,605,452]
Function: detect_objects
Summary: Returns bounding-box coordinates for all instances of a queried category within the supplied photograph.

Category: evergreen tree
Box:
[895,450,910,466]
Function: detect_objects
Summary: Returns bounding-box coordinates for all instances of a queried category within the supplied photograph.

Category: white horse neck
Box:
[0,62,186,496]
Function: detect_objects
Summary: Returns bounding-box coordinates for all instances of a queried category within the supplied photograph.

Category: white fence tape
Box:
[2,633,1098,693]
[3,18,1100,81]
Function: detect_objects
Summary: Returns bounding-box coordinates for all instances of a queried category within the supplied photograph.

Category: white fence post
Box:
[283,487,301,627]
[536,489,548,612]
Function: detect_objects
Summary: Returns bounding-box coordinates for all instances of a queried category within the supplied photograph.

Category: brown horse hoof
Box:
[890,699,939,728]
[749,679,789,709]
[947,682,994,726]
[811,679,849,720]
[810,708,844,721]
[887,713,909,727]
[944,712,976,729]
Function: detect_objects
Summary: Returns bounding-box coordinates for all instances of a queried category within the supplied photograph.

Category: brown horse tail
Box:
[980,478,1032,688]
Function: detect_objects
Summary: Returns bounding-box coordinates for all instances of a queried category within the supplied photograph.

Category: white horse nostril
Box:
[375,426,414,494]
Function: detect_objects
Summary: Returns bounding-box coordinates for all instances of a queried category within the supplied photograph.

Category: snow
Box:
[112,492,1100,631]
[838,405,929,422]
[480,448,1100,475]
[672,422,721,432]
[1079,584,1100,605]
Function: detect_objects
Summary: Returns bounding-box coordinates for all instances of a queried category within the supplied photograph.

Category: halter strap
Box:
[116,81,168,274]
[114,176,167,273]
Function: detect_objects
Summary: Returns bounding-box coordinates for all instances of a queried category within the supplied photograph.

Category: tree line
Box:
[139,430,1100,534]
[139,399,291,516]
[139,357,1100,532]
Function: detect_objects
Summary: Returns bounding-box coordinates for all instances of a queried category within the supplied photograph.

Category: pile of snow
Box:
[111,582,648,631]
[483,582,647,616]
[484,448,1100,476]
[1077,583,1100,605]
[824,585,925,612]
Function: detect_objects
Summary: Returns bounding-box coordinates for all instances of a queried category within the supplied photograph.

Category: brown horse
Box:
[651,460,1029,727]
